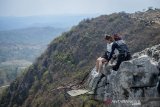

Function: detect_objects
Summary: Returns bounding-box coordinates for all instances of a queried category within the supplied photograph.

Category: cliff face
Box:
[0,9,160,107]
[88,44,160,107]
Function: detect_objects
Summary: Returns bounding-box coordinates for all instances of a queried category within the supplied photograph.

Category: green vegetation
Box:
[0,9,160,107]
[0,27,66,87]
[0,64,28,86]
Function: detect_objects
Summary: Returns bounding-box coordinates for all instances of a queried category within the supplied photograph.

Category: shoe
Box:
[93,71,99,78]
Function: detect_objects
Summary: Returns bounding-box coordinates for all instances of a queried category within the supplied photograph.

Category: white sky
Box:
[0,0,160,16]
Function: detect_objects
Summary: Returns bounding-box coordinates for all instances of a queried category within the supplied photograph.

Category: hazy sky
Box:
[0,0,160,16]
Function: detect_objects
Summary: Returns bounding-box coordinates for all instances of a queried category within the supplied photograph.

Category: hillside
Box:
[0,9,160,107]
[0,27,66,62]
[0,27,66,87]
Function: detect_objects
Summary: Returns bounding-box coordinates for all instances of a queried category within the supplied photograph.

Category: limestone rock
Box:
[87,44,160,106]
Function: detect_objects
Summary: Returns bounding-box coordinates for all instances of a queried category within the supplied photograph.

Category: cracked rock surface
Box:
[87,44,160,107]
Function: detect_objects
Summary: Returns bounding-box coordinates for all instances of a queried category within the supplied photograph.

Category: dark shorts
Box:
[102,52,109,60]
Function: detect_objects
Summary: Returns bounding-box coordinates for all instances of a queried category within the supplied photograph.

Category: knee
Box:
[97,57,102,61]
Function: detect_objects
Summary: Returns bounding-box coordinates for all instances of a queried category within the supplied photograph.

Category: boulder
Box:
[87,44,160,106]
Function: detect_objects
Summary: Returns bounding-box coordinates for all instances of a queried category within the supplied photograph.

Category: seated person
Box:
[96,34,117,73]
[107,34,131,71]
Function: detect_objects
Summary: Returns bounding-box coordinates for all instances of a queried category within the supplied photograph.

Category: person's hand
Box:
[110,59,113,64]
[112,54,117,59]
[103,60,108,65]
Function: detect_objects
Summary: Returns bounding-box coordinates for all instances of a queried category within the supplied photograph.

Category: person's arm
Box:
[108,43,118,61]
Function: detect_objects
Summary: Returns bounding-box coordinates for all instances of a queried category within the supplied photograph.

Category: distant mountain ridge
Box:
[0,26,66,61]
[0,26,66,87]
[0,9,160,107]
[0,14,97,31]
[0,27,66,44]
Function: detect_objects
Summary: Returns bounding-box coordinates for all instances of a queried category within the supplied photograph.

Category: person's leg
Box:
[125,53,131,61]
[96,57,101,72]
[112,54,125,71]
[98,58,107,73]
